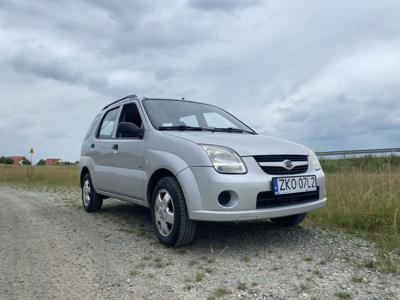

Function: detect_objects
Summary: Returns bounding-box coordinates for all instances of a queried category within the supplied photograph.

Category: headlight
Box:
[308,150,322,171]
[201,145,247,174]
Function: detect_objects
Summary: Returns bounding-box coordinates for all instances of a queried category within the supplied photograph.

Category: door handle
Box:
[90,143,95,150]
[112,144,119,152]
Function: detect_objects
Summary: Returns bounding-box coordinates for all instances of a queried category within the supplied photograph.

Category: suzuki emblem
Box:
[283,159,294,170]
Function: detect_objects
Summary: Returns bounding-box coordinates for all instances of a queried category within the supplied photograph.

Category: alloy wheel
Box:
[83,179,91,206]
[154,189,175,237]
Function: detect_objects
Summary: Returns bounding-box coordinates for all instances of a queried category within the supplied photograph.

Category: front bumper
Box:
[190,198,327,222]
[177,157,327,222]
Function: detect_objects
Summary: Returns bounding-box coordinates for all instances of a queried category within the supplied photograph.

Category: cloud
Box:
[10,50,84,84]
[187,0,262,11]
[0,0,400,161]
[41,129,70,140]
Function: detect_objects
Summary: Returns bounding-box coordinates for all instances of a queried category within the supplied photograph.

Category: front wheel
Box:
[271,213,307,226]
[151,177,196,247]
[81,173,103,213]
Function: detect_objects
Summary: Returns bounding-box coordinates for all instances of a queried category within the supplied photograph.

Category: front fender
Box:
[144,152,203,218]
[145,149,190,176]
[144,149,192,205]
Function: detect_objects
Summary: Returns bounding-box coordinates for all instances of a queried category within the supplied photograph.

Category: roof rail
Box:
[102,94,138,110]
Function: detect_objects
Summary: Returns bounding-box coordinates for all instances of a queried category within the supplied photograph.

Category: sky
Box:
[1,0,400,162]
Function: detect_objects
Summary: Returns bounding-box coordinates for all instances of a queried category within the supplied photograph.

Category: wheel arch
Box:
[80,167,91,187]
[147,168,176,204]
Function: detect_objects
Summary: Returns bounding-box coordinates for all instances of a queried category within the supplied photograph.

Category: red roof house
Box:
[45,158,61,166]
[9,156,26,165]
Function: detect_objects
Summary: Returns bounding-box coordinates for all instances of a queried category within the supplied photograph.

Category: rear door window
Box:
[98,108,119,139]
[84,114,101,140]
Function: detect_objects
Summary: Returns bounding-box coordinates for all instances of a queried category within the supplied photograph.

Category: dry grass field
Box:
[1,157,399,253]
[0,164,79,187]
[311,157,400,254]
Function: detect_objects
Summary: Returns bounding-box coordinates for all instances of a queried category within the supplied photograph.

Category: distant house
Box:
[9,156,26,165]
[45,158,61,166]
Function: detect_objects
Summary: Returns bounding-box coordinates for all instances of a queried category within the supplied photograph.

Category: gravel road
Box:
[0,185,399,300]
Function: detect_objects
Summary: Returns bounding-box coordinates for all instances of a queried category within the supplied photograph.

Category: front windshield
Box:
[143,99,255,134]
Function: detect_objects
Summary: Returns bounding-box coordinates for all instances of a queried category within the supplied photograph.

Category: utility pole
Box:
[29,147,34,180]
[29,147,34,165]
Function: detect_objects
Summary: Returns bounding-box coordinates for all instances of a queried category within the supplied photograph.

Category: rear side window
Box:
[98,108,119,139]
[84,114,101,140]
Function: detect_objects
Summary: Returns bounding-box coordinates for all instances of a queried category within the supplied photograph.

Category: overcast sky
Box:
[1,0,400,162]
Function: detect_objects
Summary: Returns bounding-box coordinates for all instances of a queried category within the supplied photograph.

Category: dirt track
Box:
[0,185,399,299]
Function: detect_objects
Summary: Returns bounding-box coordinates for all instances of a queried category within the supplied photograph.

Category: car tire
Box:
[271,213,307,226]
[81,173,103,213]
[150,176,196,247]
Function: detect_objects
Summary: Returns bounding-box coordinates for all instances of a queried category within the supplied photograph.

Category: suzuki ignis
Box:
[80,95,326,247]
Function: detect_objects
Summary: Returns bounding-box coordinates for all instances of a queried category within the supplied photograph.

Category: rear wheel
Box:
[150,177,196,247]
[271,213,307,226]
[81,173,103,212]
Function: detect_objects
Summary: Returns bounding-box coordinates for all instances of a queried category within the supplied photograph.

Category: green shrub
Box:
[37,159,46,166]
[21,159,32,166]
[0,156,14,165]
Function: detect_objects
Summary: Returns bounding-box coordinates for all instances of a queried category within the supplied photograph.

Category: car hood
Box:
[163,131,310,156]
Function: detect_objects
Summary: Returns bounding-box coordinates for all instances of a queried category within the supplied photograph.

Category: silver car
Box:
[80,95,327,247]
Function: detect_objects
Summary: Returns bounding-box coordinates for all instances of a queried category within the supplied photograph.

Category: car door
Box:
[108,101,146,200]
[91,106,121,192]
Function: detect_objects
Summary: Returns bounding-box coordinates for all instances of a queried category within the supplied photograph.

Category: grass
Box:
[187,259,197,267]
[174,248,188,255]
[310,156,400,253]
[129,270,140,277]
[334,290,353,299]
[351,276,363,283]
[237,282,247,291]
[242,255,251,263]
[208,287,232,299]
[308,267,321,276]
[320,155,400,173]
[195,272,205,282]
[299,282,310,291]
[271,265,281,271]
[0,165,79,187]
[364,254,399,273]
[201,256,216,264]
[365,259,377,270]
[203,266,214,274]
[304,256,313,262]
[153,257,170,268]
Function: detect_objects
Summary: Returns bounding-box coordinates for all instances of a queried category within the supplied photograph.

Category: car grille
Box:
[254,155,309,175]
[256,188,320,209]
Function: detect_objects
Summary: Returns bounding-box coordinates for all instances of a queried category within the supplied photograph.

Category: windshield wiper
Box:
[158,125,206,131]
[212,127,256,135]
[158,125,256,134]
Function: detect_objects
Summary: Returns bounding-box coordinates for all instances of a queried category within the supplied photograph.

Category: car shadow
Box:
[194,221,315,253]
[98,200,316,253]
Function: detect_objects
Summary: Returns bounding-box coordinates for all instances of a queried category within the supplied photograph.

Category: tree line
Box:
[0,156,31,165]
[0,156,78,166]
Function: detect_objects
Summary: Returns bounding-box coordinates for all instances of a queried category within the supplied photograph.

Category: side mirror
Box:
[117,122,144,138]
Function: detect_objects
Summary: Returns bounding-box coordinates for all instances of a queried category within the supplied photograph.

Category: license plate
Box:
[272,175,317,195]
